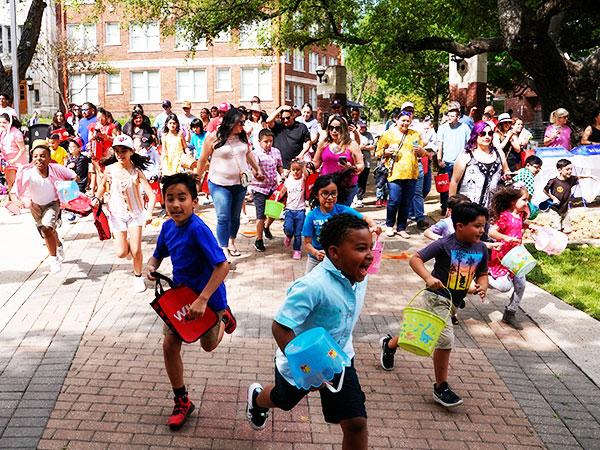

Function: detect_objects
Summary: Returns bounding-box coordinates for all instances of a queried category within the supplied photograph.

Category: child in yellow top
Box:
[161,114,187,176]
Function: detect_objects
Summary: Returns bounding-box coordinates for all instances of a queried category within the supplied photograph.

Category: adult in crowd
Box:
[153,100,173,138]
[245,102,265,150]
[266,105,311,169]
[581,108,600,145]
[199,108,211,129]
[513,117,532,146]
[28,111,40,127]
[376,110,428,238]
[123,105,152,135]
[210,106,219,118]
[493,113,522,171]
[296,103,321,161]
[313,114,364,206]
[543,108,572,150]
[78,102,97,148]
[449,121,510,208]
[123,111,154,145]
[65,103,80,129]
[180,100,197,141]
[483,105,498,126]
[206,102,230,133]
[0,114,27,199]
[0,93,17,117]
[458,104,475,130]
[408,116,437,230]
[196,108,264,257]
[355,120,375,207]
[49,111,75,148]
[436,103,471,215]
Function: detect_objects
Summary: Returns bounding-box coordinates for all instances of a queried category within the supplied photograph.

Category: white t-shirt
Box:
[284,176,305,211]
[28,169,58,205]
[0,106,17,117]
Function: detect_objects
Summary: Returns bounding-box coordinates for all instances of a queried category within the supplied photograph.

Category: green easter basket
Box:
[265,200,285,219]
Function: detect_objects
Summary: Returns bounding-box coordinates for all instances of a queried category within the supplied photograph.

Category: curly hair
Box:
[319,213,369,257]
[490,185,527,222]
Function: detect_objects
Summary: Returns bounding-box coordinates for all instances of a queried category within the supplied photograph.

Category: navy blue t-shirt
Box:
[153,214,228,311]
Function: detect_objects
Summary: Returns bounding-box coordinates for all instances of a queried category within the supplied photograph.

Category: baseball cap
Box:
[331,99,342,108]
[497,112,513,123]
[401,101,415,111]
[448,101,461,112]
[162,99,172,109]
[112,134,134,150]
[31,139,50,152]
[218,102,230,112]
[182,100,192,109]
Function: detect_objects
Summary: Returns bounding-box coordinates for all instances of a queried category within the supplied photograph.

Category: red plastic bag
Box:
[62,193,92,217]
[149,180,163,205]
[434,172,450,193]
[93,204,111,240]
[149,272,219,343]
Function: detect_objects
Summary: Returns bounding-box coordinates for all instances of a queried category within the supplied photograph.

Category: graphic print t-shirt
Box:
[417,234,488,307]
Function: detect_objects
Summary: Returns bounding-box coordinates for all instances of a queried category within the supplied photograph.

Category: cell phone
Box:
[338,155,348,165]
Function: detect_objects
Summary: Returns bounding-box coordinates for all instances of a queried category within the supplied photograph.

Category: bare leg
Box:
[340,417,368,450]
[40,226,58,256]
[256,218,265,240]
[163,334,184,388]
[128,226,144,275]
[433,348,451,385]
[113,231,130,259]
[255,385,277,409]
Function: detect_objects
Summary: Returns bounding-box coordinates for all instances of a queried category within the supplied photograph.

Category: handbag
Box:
[92,203,111,241]
[233,147,252,187]
[149,272,219,343]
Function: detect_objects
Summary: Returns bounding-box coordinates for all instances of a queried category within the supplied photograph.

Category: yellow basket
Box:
[397,288,451,357]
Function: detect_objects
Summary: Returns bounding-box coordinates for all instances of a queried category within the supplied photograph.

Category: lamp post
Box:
[315,65,328,84]
[10,0,19,116]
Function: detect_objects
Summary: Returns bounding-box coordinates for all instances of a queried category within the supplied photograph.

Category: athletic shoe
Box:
[49,256,62,274]
[292,250,302,260]
[355,199,364,208]
[375,199,383,207]
[56,245,65,263]
[254,239,266,252]
[264,227,273,240]
[222,306,237,334]
[133,276,146,293]
[283,235,291,247]
[433,382,463,408]
[246,383,269,430]
[167,395,195,430]
[379,335,396,371]
[385,226,395,237]
[66,212,78,223]
[451,314,459,325]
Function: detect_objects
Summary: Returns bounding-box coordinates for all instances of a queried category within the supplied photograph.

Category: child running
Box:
[146,173,236,430]
[423,194,471,241]
[92,134,155,292]
[278,158,307,260]
[487,185,530,329]
[302,174,380,273]
[12,140,77,273]
[379,203,489,408]
[246,213,373,450]
[251,129,283,252]
[511,155,542,198]
[161,114,187,176]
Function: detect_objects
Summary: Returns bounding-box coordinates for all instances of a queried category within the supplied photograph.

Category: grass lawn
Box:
[526,244,600,320]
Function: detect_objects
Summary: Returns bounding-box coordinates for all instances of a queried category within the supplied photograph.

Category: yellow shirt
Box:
[375,127,422,181]
[51,146,68,166]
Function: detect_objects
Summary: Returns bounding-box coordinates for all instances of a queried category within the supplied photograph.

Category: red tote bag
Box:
[434,172,450,193]
[92,204,111,240]
[149,272,219,343]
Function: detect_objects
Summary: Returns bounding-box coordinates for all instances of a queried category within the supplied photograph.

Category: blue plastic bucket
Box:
[285,327,350,391]
[55,180,80,203]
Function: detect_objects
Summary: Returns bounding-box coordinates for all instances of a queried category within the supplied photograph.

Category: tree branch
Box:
[536,0,586,21]
[398,36,505,57]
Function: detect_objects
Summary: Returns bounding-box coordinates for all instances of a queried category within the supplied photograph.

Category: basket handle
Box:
[406,287,453,322]
[323,366,346,393]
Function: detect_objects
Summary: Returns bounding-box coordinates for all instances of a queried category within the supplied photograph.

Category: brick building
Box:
[63,7,341,118]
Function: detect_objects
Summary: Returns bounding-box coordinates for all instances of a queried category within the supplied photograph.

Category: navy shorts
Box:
[270,359,367,424]
[253,191,271,220]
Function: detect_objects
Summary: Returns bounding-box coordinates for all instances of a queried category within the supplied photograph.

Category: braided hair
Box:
[319,213,369,257]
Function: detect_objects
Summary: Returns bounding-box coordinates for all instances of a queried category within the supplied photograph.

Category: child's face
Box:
[165,183,197,225]
[290,164,303,179]
[526,163,541,175]
[192,126,202,135]
[559,164,573,178]
[260,136,273,151]
[113,146,132,163]
[48,139,59,150]
[515,192,529,212]
[318,182,338,209]
[68,142,81,155]
[455,215,486,244]
[167,119,177,131]
[328,228,373,283]
[32,148,51,170]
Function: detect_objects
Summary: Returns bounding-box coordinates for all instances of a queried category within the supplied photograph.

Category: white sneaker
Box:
[56,245,65,263]
[49,256,62,274]
[385,226,395,237]
[133,276,146,293]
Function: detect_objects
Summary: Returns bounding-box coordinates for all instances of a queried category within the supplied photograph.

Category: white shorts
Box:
[108,211,146,232]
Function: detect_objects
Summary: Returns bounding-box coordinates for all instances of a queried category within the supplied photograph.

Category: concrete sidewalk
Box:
[0,202,599,450]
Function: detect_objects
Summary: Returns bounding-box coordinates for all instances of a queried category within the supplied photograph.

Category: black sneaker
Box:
[433,382,463,408]
[246,383,269,430]
[254,239,266,252]
[451,314,459,325]
[417,220,429,231]
[379,335,396,371]
[264,227,273,240]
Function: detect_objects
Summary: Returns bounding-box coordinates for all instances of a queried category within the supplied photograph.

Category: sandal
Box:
[227,248,241,257]
[397,230,410,239]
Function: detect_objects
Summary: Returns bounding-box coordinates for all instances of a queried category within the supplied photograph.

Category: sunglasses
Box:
[281,115,292,121]
[81,108,89,112]
[478,130,494,137]
[320,191,338,199]
[328,125,342,132]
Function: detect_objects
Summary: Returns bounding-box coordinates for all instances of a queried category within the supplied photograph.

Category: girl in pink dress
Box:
[487,184,530,329]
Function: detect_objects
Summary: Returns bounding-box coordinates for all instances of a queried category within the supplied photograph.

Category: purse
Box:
[233,148,252,187]
[92,203,111,240]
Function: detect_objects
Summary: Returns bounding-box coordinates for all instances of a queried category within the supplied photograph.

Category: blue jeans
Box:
[208,181,247,247]
[338,184,358,206]
[439,163,454,211]
[386,179,417,231]
[283,209,305,251]
[409,162,425,222]
[374,167,389,201]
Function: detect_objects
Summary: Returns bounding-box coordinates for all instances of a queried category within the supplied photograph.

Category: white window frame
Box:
[129,22,160,52]
[215,67,232,92]
[240,67,272,101]
[293,84,305,108]
[329,56,338,66]
[285,83,291,101]
[69,73,98,105]
[67,23,97,51]
[309,52,319,74]
[104,22,120,46]
[293,49,305,72]
[130,70,161,103]
[175,24,207,51]
[176,68,208,102]
[106,72,121,94]
[284,51,291,63]
[309,86,317,108]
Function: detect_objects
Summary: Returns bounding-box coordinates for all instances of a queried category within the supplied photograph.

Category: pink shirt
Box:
[320,144,358,185]
[489,210,525,279]
[12,163,77,207]
[0,127,27,167]
[544,124,572,150]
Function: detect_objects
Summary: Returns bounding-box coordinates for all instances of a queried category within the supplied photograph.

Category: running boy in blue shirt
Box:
[146,173,236,430]
[246,214,373,450]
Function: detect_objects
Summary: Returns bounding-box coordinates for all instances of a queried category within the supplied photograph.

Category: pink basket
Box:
[367,239,384,274]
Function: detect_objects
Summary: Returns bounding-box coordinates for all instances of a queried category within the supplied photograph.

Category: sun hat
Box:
[497,112,513,123]
[31,139,50,152]
[182,100,192,109]
[218,102,230,112]
[401,101,415,111]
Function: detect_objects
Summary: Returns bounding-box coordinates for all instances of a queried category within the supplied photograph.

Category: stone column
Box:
[449,54,487,121]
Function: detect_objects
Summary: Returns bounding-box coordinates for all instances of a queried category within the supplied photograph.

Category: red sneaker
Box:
[222,307,237,334]
[167,395,195,430]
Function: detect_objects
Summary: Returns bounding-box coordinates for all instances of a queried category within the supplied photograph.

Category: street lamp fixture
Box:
[315,65,329,84]
[450,54,465,66]
[26,76,34,91]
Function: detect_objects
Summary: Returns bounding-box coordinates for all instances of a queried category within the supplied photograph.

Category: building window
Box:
[67,24,97,51]
[214,30,231,42]
[309,52,319,74]
[321,54,328,66]
[285,83,291,101]
[239,21,269,49]
[104,22,120,46]
[240,67,272,101]
[309,86,317,108]
[293,49,305,72]
[284,51,291,63]
[106,72,121,94]
[129,22,160,52]
[215,68,231,92]
[293,85,305,108]
[69,73,98,105]
[176,69,207,102]
[175,24,207,50]
[130,70,160,103]
[329,56,338,66]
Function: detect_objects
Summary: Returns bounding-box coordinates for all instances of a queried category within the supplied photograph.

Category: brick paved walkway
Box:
[1,204,599,449]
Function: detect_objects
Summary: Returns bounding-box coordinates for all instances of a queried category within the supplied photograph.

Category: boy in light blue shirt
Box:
[246,214,373,450]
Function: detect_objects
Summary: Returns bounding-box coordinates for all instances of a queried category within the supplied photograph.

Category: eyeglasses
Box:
[281,115,292,121]
[320,191,338,199]
[478,130,494,137]
[328,125,342,132]
[81,108,89,112]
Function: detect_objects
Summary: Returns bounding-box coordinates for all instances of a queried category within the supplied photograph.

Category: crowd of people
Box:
[1,89,599,449]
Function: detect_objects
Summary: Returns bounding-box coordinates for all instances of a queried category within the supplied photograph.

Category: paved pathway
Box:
[1,201,599,450]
